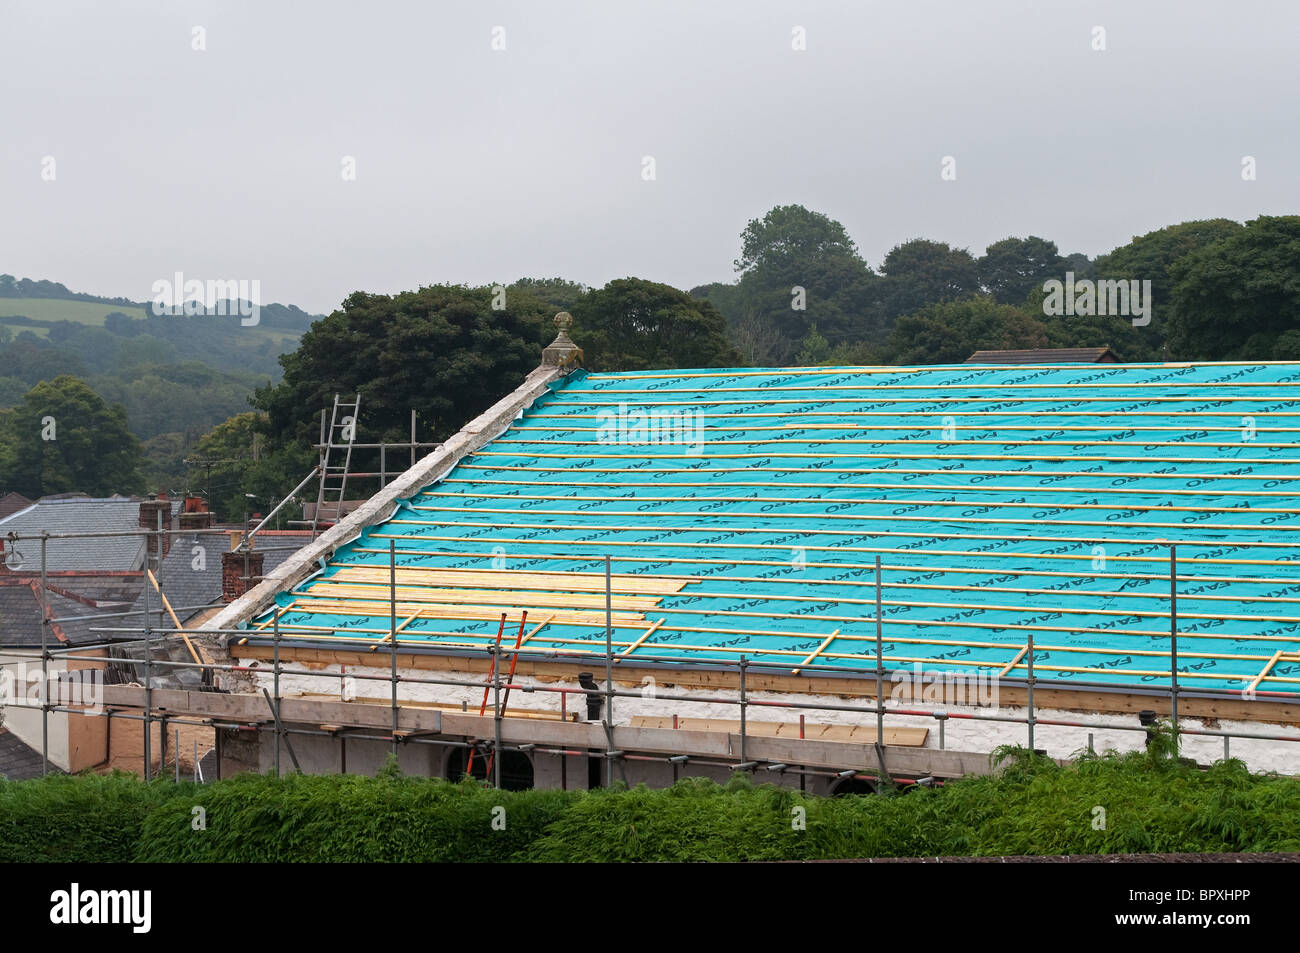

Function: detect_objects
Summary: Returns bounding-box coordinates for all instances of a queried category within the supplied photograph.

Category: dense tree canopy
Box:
[570,278,738,372]
[884,298,1048,366]
[255,284,552,449]
[1090,218,1245,359]
[185,411,314,525]
[878,240,980,323]
[1165,216,1300,360]
[0,376,144,497]
[698,205,880,364]
[977,236,1066,306]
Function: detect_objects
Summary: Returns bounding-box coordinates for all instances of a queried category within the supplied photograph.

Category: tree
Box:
[0,335,86,385]
[794,324,832,365]
[1061,252,1095,280]
[569,278,738,372]
[1165,216,1300,360]
[978,236,1065,306]
[884,297,1049,366]
[712,205,879,364]
[185,412,313,524]
[1092,218,1244,358]
[507,278,588,312]
[0,376,26,407]
[0,376,144,497]
[878,240,979,324]
[735,205,862,275]
[255,284,551,449]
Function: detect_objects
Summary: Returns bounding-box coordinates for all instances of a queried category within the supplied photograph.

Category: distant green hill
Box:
[0,276,328,489]
[0,297,149,330]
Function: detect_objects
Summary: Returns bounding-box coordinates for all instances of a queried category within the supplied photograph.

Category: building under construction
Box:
[6,317,1300,791]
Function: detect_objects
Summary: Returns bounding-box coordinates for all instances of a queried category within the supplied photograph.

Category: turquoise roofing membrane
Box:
[251,362,1300,696]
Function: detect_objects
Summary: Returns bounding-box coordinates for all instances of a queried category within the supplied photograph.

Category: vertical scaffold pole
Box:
[874,555,884,746]
[605,555,614,788]
[273,608,281,777]
[739,655,748,767]
[142,531,153,781]
[1026,630,1036,752]
[40,533,49,776]
[390,540,398,758]
[1170,544,1179,755]
[491,641,502,789]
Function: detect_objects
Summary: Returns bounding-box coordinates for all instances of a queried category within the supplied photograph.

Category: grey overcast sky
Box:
[2,0,1296,315]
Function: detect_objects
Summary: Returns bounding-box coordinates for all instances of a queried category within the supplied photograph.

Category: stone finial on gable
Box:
[542,311,583,369]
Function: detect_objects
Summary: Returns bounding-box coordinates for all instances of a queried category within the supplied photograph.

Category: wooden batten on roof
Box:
[966,347,1120,364]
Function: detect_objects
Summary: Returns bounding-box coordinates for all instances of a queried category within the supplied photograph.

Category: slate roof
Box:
[0,730,58,780]
[0,497,179,572]
[0,492,33,521]
[966,347,1120,364]
[133,531,315,625]
[0,574,141,647]
[244,361,1300,698]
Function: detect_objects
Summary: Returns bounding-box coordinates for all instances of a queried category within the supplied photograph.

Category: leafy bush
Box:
[0,772,178,863]
[2,748,1298,862]
[135,773,576,863]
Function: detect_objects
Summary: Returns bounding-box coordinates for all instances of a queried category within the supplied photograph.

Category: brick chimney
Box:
[178,495,215,530]
[139,494,174,561]
[222,549,265,602]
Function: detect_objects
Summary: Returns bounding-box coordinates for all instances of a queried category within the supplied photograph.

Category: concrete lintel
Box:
[198,363,566,635]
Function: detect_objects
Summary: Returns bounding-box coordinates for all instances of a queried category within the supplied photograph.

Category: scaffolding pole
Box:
[40,533,49,776]
[390,540,398,758]
[1171,544,1180,754]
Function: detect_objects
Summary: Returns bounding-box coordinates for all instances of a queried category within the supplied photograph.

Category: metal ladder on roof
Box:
[311,394,359,537]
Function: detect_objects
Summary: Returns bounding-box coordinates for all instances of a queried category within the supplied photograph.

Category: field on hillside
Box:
[0,298,305,345]
[0,297,148,324]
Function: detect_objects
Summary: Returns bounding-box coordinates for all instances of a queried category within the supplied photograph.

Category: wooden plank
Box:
[616,618,666,662]
[284,599,645,627]
[519,614,555,646]
[146,569,203,665]
[792,629,839,676]
[999,645,1030,678]
[301,581,663,611]
[324,566,686,595]
[731,734,995,778]
[628,716,928,747]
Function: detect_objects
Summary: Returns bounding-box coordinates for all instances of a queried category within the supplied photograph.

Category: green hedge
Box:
[1,749,1298,862]
[134,772,577,862]
[0,772,179,863]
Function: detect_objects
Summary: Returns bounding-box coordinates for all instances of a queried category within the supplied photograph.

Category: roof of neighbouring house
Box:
[0,492,34,521]
[133,531,315,625]
[0,729,59,780]
[0,497,179,572]
[240,362,1300,698]
[966,347,1120,364]
[0,573,143,647]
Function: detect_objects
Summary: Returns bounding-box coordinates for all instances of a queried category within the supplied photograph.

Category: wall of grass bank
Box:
[1,750,1298,862]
